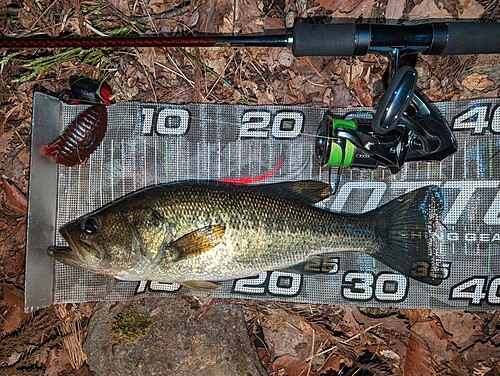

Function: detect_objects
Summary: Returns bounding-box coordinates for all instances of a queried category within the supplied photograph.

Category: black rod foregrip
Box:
[292,23,361,56]
[440,22,500,55]
[292,22,500,56]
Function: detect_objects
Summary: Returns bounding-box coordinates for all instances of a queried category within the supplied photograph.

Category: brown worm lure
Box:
[43,104,108,167]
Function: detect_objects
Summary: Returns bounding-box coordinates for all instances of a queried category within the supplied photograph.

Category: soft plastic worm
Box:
[43,104,108,167]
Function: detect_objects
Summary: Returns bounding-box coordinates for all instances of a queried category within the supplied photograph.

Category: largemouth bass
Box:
[50,180,445,287]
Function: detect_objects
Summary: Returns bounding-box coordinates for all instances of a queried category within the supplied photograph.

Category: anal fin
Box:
[181,280,218,290]
[280,255,339,275]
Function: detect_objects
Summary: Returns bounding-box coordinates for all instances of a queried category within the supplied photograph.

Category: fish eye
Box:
[82,217,99,234]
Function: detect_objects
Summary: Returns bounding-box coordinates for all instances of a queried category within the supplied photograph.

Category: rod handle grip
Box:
[292,23,360,56]
[440,22,500,55]
[291,22,500,56]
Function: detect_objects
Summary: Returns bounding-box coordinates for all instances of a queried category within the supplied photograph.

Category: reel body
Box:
[316,65,457,192]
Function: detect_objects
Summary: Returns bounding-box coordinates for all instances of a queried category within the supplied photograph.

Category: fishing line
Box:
[59,100,326,140]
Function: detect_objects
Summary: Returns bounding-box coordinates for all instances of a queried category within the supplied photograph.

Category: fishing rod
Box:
[1,22,499,56]
[7,21,500,193]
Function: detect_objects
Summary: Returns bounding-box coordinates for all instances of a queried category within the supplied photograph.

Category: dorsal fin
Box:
[251,180,331,205]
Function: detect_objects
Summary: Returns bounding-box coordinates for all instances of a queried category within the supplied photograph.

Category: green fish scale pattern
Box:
[137,183,382,282]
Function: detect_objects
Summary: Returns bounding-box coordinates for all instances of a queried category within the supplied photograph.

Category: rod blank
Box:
[1,22,499,56]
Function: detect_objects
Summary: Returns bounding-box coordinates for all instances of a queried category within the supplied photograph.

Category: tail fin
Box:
[368,185,446,286]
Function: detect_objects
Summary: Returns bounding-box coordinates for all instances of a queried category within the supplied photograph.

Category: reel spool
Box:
[316,66,457,194]
[315,114,383,194]
[316,117,356,168]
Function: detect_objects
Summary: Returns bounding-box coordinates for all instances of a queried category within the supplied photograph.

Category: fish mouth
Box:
[47,233,83,266]
[47,243,85,269]
[47,245,72,256]
[49,228,103,268]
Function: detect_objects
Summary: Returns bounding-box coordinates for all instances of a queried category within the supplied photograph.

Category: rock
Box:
[83,298,266,376]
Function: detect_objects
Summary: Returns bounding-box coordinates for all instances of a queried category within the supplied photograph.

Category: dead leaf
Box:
[149,0,177,14]
[435,312,481,348]
[428,76,445,101]
[262,313,311,358]
[188,11,200,28]
[379,349,400,361]
[428,319,451,342]
[0,221,26,284]
[271,354,309,376]
[319,354,341,373]
[404,309,432,326]
[108,0,132,17]
[339,307,363,337]
[1,178,27,215]
[331,0,375,17]
[17,147,29,169]
[196,0,233,33]
[79,302,97,317]
[54,304,88,370]
[339,0,366,12]
[235,0,263,32]
[328,80,352,107]
[1,154,25,188]
[315,0,364,13]
[0,284,31,332]
[351,77,372,106]
[44,348,70,376]
[459,0,486,18]
[339,60,364,87]
[257,347,270,366]
[464,341,500,363]
[410,321,453,362]
[409,0,452,18]
[263,17,285,30]
[135,48,157,76]
[461,73,494,91]
[73,365,96,376]
[0,131,14,154]
[404,333,435,376]
[385,0,405,20]
[278,50,295,68]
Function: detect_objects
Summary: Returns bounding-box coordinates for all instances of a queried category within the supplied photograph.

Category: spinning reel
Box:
[316,64,457,194]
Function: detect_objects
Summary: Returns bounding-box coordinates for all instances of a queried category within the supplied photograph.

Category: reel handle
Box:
[372,66,417,134]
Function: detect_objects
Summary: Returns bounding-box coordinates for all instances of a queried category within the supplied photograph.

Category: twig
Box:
[84,21,109,37]
[53,304,87,370]
[304,322,382,362]
[154,61,195,86]
[132,1,191,23]
[28,0,58,30]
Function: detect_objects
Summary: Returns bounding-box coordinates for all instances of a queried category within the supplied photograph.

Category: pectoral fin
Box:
[181,280,218,290]
[170,225,225,261]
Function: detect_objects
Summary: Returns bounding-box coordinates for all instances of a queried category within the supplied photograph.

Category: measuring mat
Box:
[25,92,500,311]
